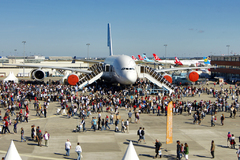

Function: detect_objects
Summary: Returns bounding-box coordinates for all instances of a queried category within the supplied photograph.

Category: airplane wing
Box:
[3,64,92,74]
[156,66,216,73]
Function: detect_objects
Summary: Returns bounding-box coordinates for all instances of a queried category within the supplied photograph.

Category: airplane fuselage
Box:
[102,55,138,84]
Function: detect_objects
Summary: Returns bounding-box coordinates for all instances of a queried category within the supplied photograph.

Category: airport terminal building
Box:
[210,55,240,81]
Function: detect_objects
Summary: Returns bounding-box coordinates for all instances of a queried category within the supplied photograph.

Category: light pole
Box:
[164,44,167,63]
[22,41,26,77]
[14,49,17,63]
[86,43,90,59]
[226,45,230,55]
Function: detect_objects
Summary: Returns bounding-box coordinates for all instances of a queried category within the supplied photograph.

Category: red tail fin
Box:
[132,56,137,60]
[153,53,161,61]
[138,55,144,60]
[174,57,183,65]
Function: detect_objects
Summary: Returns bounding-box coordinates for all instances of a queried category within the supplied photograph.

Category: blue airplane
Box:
[141,53,155,62]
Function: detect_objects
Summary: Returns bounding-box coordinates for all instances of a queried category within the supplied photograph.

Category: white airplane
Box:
[4,23,137,85]
[4,23,214,88]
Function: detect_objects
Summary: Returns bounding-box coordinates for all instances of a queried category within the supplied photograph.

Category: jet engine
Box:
[67,74,79,86]
[31,69,45,81]
[162,74,172,83]
[186,71,199,82]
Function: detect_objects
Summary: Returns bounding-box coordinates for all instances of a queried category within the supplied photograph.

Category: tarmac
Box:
[0,81,239,160]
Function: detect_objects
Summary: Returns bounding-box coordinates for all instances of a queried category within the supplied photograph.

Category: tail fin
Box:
[203,57,210,64]
[138,55,144,60]
[153,53,161,61]
[72,56,76,63]
[175,57,180,63]
[107,23,113,56]
[132,55,137,61]
[142,54,149,60]
[174,57,183,65]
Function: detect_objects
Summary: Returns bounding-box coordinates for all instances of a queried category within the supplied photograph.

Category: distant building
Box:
[210,55,240,81]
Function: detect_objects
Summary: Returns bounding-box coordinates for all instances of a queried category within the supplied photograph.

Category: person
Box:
[137,127,142,143]
[65,139,71,156]
[13,120,18,133]
[81,118,86,132]
[230,134,236,149]
[211,115,215,127]
[31,125,36,141]
[121,119,125,133]
[115,118,119,132]
[21,127,26,142]
[177,140,181,160]
[101,118,105,131]
[110,113,114,124]
[184,143,189,160]
[227,132,231,147]
[75,142,82,160]
[154,139,162,159]
[128,110,132,123]
[37,130,43,146]
[220,114,225,125]
[210,140,215,159]
[125,119,129,133]
[44,131,50,147]
[236,146,240,160]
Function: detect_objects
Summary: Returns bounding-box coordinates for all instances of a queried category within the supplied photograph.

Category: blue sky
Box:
[0,0,240,58]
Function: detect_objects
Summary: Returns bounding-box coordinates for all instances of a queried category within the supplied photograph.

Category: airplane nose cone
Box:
[124,71,137,84]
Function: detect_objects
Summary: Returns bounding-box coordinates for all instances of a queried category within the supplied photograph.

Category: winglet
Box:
[107,23,113,56]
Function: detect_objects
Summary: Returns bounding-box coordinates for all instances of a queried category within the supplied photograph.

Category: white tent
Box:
[3,72,18,83]
[5,140,22,160]
[122,141,139,160]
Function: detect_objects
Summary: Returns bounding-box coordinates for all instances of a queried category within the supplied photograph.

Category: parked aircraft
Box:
[4,24,214,88]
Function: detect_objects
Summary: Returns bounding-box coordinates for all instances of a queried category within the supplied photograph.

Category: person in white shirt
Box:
[75,142,82,160]
[43,131,50,147]
[65,139,71,156]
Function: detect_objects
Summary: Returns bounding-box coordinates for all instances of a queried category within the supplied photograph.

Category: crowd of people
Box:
[0,78,240,159]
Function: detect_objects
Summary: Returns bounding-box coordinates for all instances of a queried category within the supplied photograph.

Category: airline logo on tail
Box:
[138,55,144,61]
[203,57,210,64]
[174,57,183,65]
[132,55,137,61]
[153,53,161,61]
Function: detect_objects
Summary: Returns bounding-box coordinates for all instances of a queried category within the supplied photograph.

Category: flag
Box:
[166,101,173,144]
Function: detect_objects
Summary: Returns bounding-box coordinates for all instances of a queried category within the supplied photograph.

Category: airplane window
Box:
[121,68,125,70]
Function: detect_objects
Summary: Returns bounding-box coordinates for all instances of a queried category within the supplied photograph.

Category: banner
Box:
[166,101,173,144]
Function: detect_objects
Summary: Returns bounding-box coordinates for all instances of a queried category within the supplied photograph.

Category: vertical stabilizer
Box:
[107,23,113,56]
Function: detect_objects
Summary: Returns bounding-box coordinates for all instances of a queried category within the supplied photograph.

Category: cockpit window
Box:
[121,68,135,70]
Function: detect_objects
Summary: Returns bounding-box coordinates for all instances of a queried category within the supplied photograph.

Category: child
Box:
[13,120,18,133]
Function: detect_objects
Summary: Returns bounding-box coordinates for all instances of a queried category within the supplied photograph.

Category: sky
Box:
[0,0,240,58]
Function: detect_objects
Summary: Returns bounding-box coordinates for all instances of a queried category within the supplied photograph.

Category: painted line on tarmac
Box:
[0,150,65,160]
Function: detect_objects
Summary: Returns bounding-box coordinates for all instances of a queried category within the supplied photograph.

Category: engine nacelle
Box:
[186,71,199,82]
[67,74,79,86]
[162,74,172,83]
[31,69,45,81]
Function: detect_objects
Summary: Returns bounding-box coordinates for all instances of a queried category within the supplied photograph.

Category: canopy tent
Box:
[5,140,22,160]
[122,141,139,160]
[3,72,18,83]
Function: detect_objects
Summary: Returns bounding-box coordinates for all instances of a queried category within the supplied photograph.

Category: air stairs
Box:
[138,65,175,94]
[78,63,103,89]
